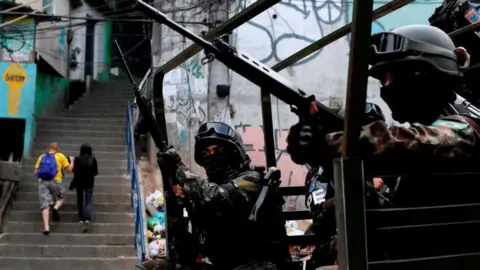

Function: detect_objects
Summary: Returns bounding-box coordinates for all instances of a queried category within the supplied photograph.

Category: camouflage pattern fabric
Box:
[175,165,260,208]
[325,115,480,158]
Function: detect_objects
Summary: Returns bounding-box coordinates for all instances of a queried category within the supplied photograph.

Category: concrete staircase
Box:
[0,80,138,270]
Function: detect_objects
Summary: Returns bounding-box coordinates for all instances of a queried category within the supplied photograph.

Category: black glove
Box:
[157,146,183,174]
[286,123,326,165]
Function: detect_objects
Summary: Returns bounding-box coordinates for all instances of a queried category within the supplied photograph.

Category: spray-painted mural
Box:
[162,53,209,174]
[36,22,69,77]
[1,16,35,63]
[0,62,37,156]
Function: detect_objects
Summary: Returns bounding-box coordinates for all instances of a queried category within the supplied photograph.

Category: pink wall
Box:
[235,123,308,187]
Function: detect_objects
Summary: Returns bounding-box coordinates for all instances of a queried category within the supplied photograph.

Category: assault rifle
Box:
[133,0,345,132]
[114,40,182,269]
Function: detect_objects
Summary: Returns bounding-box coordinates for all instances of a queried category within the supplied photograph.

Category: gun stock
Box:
[114,40,180,268]
[134,0,344,133]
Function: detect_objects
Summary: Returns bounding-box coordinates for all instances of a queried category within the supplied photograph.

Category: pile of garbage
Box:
[145,190,167,258]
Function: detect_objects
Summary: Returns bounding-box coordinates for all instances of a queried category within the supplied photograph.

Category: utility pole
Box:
[206,0,230,121]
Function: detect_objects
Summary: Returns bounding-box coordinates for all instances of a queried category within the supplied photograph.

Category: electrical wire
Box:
[0,11,218,25]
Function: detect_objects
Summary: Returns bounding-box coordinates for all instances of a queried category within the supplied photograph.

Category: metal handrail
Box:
[126,100,147,263]
[138,68,153,99]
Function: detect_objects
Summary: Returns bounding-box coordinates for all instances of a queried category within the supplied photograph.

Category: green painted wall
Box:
[35,72,69,116]
[99,20,112,81]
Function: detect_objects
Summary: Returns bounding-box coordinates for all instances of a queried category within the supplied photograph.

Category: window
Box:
[42,0,54,14]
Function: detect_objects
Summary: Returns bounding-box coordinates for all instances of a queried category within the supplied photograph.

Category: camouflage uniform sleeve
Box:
[175,165,260,209]
[325,115,480,159]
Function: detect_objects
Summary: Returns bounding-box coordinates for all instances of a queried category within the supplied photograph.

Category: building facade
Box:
[0,0,112,160]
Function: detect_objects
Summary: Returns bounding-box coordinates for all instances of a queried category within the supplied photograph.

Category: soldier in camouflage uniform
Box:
[157,121,290,270]
[305,103,388,268]
[287,25,480,267]
[287,24,480,206]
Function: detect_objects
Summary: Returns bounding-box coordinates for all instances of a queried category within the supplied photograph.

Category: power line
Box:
[0,11,222,27]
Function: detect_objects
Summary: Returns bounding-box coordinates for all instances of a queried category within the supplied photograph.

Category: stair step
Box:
[19,182,131,193]
[5,221,134,234]
[32,144,125,153]
[69,106,129,112]
[68,106,129,112]
[62,114,126,119]
[30,150,127,160]
[82,95,131,101]
[36,130,125,139]
[63,110,127,116]
[84,94,133,100]
[0,233,134,245]
[22,166,126,175]
[0,244,136,258]
[35,136,125,145]
[16,192,130,204]
[36,117,124,125]
[22,174,130,184]
[0,257,137,270]
[10,211,133,223]
[37,123,125,132]
[23,157,128,168]
[91,92,133,97]
[67,102,129,109]
[12,201,131,212]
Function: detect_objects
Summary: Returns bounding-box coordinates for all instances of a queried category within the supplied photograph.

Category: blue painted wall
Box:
[347,0,439,34]
[0,62,37,157]
[0,12,38,157]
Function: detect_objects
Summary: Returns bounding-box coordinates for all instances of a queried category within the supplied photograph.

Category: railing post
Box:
[335,0,373,269]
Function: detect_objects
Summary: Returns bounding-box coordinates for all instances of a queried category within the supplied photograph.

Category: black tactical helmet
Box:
[339,102,386,125]
[194,121,249,167]
[369,25,462,79]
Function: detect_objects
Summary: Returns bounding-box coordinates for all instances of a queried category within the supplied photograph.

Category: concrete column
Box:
[207,1,231,122]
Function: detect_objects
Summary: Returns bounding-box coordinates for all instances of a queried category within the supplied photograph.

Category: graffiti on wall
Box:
[240,0,350,66]
[3,64,27,116]
[165,92,207,127]
[57,27,67,64]
[0,62,37,157]
[240,0,441,67]
[180,56,205,79]
[36,22,70,77]
[161,55,209,174]
[70,47,81,71]
[1,17,35,62]
[164,62,208,128]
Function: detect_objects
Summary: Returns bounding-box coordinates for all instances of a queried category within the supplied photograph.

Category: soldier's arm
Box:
[326,115,479,160]
[176,166,260,209]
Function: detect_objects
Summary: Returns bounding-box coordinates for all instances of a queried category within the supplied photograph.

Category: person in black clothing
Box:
[69,144,98,233]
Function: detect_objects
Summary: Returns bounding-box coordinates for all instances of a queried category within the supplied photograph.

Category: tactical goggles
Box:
[365,103,376,114]
[370,32,458,65]
[196,121,237,140]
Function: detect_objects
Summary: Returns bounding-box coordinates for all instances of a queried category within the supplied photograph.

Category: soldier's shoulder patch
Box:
[234,177,259,192]
[431,119,469,130]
